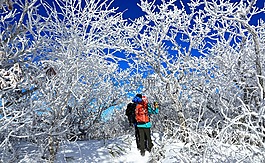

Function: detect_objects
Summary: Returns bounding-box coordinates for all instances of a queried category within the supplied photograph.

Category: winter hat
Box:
[132,94,143,103]
[136,94,142,98]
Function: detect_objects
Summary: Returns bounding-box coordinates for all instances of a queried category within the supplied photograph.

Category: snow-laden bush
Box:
[1,0,265,162]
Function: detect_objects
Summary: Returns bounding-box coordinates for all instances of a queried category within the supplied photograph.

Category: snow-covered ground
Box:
[2,133,184,163]
[2,132,265,162]
[55,133,184,163]
[56,136,150,163]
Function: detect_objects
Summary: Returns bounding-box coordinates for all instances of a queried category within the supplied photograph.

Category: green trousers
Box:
[138,128,153,152]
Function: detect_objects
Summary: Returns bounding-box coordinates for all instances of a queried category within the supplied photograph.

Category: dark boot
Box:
[140,150,145,156]
[147,143,153,152]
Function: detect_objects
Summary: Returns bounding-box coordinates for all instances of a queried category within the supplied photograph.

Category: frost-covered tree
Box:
[119,0,265,161]
[0,0,137,162]
[28,0,138,162]
[0,0,52,161]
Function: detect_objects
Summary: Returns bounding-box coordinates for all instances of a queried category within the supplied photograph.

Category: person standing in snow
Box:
[133,94,159,156]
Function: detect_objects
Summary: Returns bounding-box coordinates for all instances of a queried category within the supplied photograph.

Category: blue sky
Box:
[109,0,264,53]
[110,0,145,19]
[9,0,264,27]
[2,0,263,73]
[110,0,264,25]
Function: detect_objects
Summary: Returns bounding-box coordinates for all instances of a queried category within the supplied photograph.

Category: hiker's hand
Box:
[154,102,159,108]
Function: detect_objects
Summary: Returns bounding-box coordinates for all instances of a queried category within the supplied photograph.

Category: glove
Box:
[154,102,159,108]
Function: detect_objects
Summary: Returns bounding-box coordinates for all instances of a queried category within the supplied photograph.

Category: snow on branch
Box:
[0,63,23,90]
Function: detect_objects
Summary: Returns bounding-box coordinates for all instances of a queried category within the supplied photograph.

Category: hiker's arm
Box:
[148,103,159,114]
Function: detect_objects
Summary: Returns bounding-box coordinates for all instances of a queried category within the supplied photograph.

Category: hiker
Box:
[133,94,159,156]
[125,102,140,149]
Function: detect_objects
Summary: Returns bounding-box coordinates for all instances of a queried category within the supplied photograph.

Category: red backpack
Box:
[135,96,149,123]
